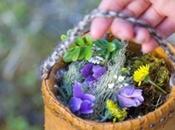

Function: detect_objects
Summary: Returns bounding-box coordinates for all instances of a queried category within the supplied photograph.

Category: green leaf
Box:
[78,47,86,60]
[94,40,110,59]
[105,52,111,60]
[94,40,108,49]
[84,35,93,45]
[108,42,116,52]
[112,40,122,50]
[71,47,81,61]
[75,37,85,46]
[63,52,73,63]
[84,46,93,60]
[78,46,93,61]
[63,47,81,62]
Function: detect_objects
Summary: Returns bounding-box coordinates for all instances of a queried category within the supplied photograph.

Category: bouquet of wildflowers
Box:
[55,34,170,122]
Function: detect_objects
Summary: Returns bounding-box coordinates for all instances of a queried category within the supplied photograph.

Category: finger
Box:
[140,6,165,27]
[90,18,112,40]
[156,18,175,38]
[135,6,165,44]
[99,0,132,11]
[111,18,134,40]
[124,0,151,17]
[134,27,150,44]
[149,0,175,20]
[110,0,150,41]
[141,38,158,53]
[90,0,131,39]
[122,0,151,44]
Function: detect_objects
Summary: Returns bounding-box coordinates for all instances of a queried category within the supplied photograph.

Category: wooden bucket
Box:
[42,47,175,130]
[41,9,175,130]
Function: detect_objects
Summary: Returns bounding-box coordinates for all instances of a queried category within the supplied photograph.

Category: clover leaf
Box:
[63,47,81,62]
[93,39,122,61]
[78,46,92,60]
[75,37,85,46]
[84,35,93,45]
[63,35,122,63]
[84,46,93,60]
[107,42,117,52]
[63,35,94,62]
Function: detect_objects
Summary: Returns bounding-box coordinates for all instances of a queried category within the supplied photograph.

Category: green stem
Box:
[100,112,110,122]
[148,79,167,94]
[57,86,68,100]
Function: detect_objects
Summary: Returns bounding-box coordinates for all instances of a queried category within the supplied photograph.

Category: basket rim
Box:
[42,79,175,124]
[42,47,175,128]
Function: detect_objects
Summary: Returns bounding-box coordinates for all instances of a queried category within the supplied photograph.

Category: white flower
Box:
[88,56,105,64]
[118,75,125,82]
[113,75,118,79]
[108,83,115,89]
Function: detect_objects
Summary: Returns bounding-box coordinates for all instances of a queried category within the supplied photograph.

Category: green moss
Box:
[128,54,170,88]
[91,43,127,119]
[59,61,85,102]
[156,66,169,87]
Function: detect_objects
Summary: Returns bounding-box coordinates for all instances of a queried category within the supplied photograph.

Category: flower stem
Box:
[148,79,167,94]
[100,112,110,122]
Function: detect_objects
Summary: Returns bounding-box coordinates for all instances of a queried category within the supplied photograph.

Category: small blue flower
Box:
[81,63,106,84]
[69,81,95,115]
[116,85,144,108]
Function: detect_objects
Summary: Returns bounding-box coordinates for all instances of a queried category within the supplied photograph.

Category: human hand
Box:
[90,0,175,53]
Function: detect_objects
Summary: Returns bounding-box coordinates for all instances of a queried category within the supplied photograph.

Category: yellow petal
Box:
[138,81,141,86]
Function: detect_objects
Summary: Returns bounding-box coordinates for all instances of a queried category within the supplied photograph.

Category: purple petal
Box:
[85,76,96,85]
[69,97,82,112]
[116,85,144,108]
[79,100,94,114]
[81,63,93,78]
[117,95,140,108]
[82,94,95,102]
[136,94,144,103]
[131,89,144,100]
[73,81,84,98]
[134,98,143,106]
[119,86,135,97]
[86,76,96,82]
[124,88,144,102]
[92,65,106,79]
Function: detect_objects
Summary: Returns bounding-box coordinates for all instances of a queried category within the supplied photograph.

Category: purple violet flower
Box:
[81,63,106,84]
[69,81,95,115]
[116,85,144,108]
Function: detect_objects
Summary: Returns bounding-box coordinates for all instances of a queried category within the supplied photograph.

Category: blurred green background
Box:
[0,0,100,130]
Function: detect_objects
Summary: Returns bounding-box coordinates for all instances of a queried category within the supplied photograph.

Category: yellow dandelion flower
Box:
[106,100,127,122]
[133,64,150,86]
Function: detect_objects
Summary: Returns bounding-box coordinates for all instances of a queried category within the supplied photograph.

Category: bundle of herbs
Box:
[55,34,170,122]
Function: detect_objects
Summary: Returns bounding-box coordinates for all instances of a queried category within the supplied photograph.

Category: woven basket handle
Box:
[41,8,175,84]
